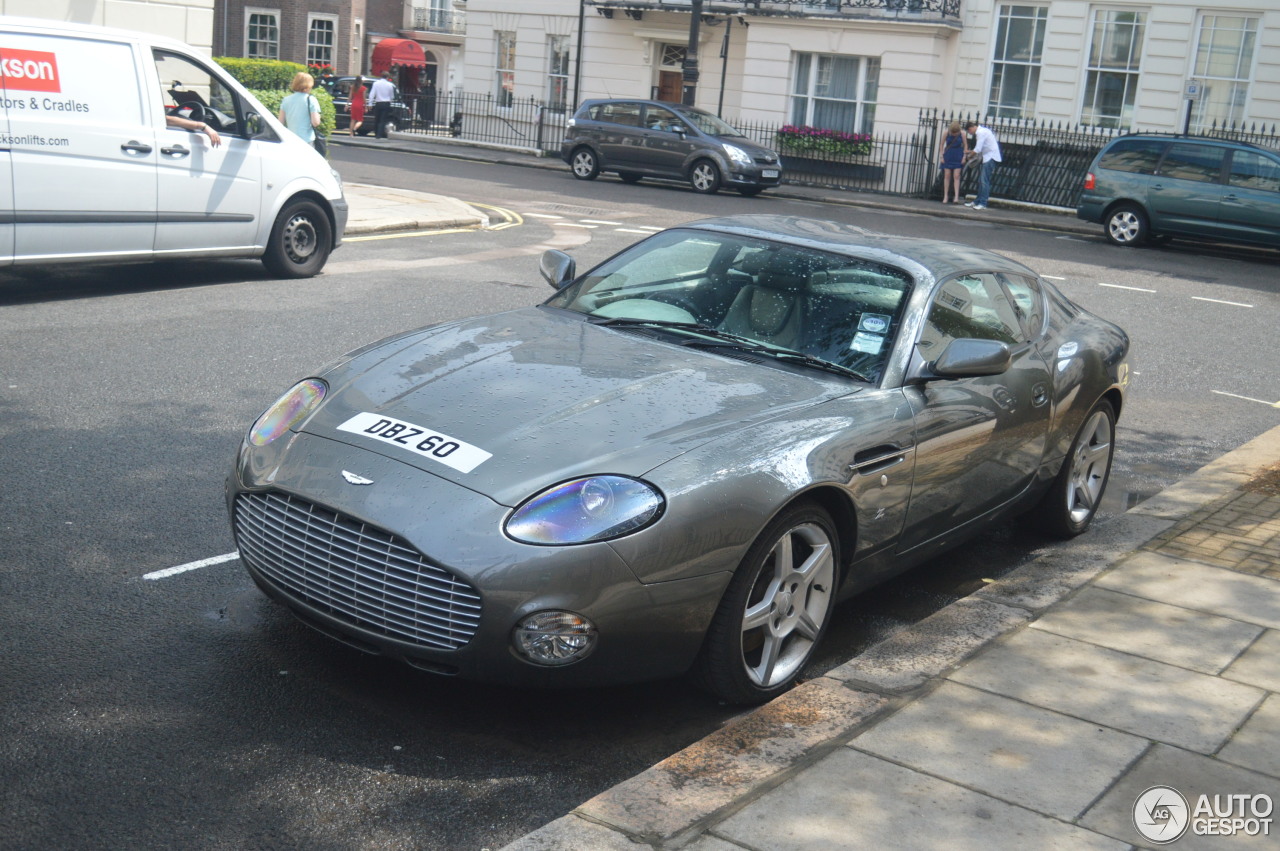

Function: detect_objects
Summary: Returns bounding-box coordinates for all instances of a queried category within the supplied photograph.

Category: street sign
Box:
[1185,79,1203,101]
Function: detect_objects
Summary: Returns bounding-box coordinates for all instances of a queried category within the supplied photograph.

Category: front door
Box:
[641,104,697,178]
[152,50,262,253]
[897,273,1052,553]
[657,71,682,103]
[1218,148,1280,245]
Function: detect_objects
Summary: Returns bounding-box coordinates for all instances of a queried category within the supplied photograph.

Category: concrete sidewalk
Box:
[341,181,487,236]
[501,425,1280,851]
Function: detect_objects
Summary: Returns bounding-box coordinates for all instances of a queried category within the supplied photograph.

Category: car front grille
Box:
[234,492,481,651]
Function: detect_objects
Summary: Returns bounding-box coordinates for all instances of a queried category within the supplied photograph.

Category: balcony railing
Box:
[586,0,962,20]
[411,8,466,34]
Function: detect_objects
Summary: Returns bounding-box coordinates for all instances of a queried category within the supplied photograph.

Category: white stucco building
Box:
[461,0,1279,137]
[1,0,216,52]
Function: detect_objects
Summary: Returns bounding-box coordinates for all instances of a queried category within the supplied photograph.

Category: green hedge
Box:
[250,88,336,140]
[214,57,306,90]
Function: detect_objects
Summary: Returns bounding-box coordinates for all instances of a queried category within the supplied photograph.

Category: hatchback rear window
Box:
[1097,139,1166,174]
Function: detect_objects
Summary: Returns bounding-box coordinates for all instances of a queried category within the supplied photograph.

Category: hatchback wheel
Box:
[571,148,600,180]
[695,503,838,704]
[689,159,721,194]
[1105,204,1149,246]
[1030,400,1115,538]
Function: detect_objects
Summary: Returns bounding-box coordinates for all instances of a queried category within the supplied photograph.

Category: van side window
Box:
[599,102,642,127]
[153,50,244,137]
[1227,150,1280,193]
[1158,143,1226,183]
[1097,139,1165,174]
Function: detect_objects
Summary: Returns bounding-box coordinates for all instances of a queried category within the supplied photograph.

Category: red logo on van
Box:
[0,48,62,93]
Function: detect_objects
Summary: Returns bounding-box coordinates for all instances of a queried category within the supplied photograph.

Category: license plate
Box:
[762,169,779,179]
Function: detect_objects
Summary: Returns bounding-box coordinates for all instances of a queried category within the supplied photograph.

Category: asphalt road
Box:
[1,148,1277,850]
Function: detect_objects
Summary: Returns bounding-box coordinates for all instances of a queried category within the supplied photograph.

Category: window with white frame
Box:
[307,15,337,70]
[429,0,450,30]
[987,5,1047,119]
[791,53,879,135]
[1190,15,1258,132]
[245,9,279,60]
[495,30,516,107]
[1080,8,1146,128]
[547,35,570,111]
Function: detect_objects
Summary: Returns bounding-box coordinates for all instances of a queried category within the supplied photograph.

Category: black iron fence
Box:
[396,92,1280,209]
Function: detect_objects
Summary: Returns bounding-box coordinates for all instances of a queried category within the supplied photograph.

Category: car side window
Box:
[1097,139,1166,174]
[997,274,1045,340]
[600,102,642,127]
[154,50,245,137]
[918,273,1021,357]
[644,106,680,132]
[1227,150,1280,193]
[1158,143,1226,183]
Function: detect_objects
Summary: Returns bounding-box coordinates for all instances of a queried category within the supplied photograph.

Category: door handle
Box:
[849,445,911,475]
[1032,383,1049,407]
[160,145,191,158]
[121,141,153,155]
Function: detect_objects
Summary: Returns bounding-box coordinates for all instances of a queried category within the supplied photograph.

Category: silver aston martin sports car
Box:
[227,215,1129,704]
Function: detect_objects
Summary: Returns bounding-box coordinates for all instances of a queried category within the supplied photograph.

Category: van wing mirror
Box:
[540,249,576,289]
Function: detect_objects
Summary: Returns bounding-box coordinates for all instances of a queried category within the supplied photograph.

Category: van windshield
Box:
[674,108,746,139]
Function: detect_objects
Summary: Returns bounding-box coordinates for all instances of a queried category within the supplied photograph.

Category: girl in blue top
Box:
[278,72,321,147]
[938,121,968,204]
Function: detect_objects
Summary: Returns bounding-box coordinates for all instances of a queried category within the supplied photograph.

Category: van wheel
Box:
[689,160,721,194]
[262,199,332,279]
[571,148,600,180]
[1105,204,1149,246]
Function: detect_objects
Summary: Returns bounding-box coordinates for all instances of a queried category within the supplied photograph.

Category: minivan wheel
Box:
[738,186,766,197]
[1105,204,1149,246]
[571,148,600,180]
[618,172,643,184]
[262,199,332,279]
[689,160,721,194]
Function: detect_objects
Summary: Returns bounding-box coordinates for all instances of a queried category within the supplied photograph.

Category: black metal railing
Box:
[401,90,570,151]
[587,0,961,18]
[410,7,465,33]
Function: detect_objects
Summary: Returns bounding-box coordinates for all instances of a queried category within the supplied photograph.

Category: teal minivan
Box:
[1077,134,1280,249]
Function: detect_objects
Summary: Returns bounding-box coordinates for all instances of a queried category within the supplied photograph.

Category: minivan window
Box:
[1227,150,1280,193]
[596,102,642,127]
[674,108,747,138]
[644,105,681,132]
[1097,139,1166,174]
[1159,143,1226,183]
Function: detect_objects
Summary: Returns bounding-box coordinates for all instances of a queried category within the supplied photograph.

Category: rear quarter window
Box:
[1097,139,1166,174]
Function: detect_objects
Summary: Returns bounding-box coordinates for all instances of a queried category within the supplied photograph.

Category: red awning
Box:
[371,38,427,74]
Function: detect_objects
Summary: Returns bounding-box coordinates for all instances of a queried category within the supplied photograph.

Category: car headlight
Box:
[505,475,664,545]
[248,379,326,446]
[723,143,753,167]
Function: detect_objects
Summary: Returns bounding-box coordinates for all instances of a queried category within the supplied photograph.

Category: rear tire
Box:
[571,148,600,180]
[694,502,839,704]
[1104,204,1149,246]
[1030,400,1115,539]
[262,199,332,279]
[689,159,722,195]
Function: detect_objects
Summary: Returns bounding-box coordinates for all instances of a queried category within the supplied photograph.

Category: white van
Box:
[0,17,347,277]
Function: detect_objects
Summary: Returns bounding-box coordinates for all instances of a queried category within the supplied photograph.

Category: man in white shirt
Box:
[369,71,396,139]
[964,121,1002,210]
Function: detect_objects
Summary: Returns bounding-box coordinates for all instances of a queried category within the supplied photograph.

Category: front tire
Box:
[262,199,332,279]
[1105,204,1149,246]
[571,148,600,180]
[689,159,722,194]
[695,503,839,704]
[1030,400,1115,538]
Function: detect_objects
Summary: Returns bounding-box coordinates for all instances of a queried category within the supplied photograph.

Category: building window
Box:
[791,53,879,135]
[987,5,1047,119]
[306,16,337,70]
[1190,15,1257,132]
[495,30,516,107]
[1081,8,1146,129]
[245,10,279,60]
[547,36,570,111]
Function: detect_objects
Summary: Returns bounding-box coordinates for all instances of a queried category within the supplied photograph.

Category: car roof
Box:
[680,215,1039,282]
[1106,133,1273,153]
[578,98,708,113]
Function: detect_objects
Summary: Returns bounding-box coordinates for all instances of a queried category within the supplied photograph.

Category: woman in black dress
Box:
[939,120,968,203]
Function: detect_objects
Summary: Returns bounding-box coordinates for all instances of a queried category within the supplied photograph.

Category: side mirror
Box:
[912,338,1011,382]
[245,111,264,138]
[540,249,576,289]
[671,124,687,136]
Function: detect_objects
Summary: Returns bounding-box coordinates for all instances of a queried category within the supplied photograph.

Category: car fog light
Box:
[513,611,597,666]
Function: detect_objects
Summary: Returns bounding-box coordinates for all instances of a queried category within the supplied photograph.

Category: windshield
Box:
[674,107,746,138]
[546,230,914,384]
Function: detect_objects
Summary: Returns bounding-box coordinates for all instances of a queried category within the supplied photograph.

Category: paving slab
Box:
[950,629,1264,752]
[1082,744,1280,849]
[500,815,648,851]
[1029,586,1263,674]
[1222,629,1280,692]
[852,681,1147,820]
[1218,693,1280,779]
[1095,552,1280,629]
[714,748,1124,851]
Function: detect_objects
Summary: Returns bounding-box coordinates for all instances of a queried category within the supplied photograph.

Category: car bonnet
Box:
[302,307,853,506]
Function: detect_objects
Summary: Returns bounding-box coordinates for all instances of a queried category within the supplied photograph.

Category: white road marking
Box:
[145,551,240,580]
[554,222,598,228]
[1193,296,1253,308]
[1042,275,1066,280]
[1099,283,1157,293]
[525,213,564,219]
[1212,390,1280,408]
[635,225,663,232]
[580,219,623,225]
[615,228,655,235]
